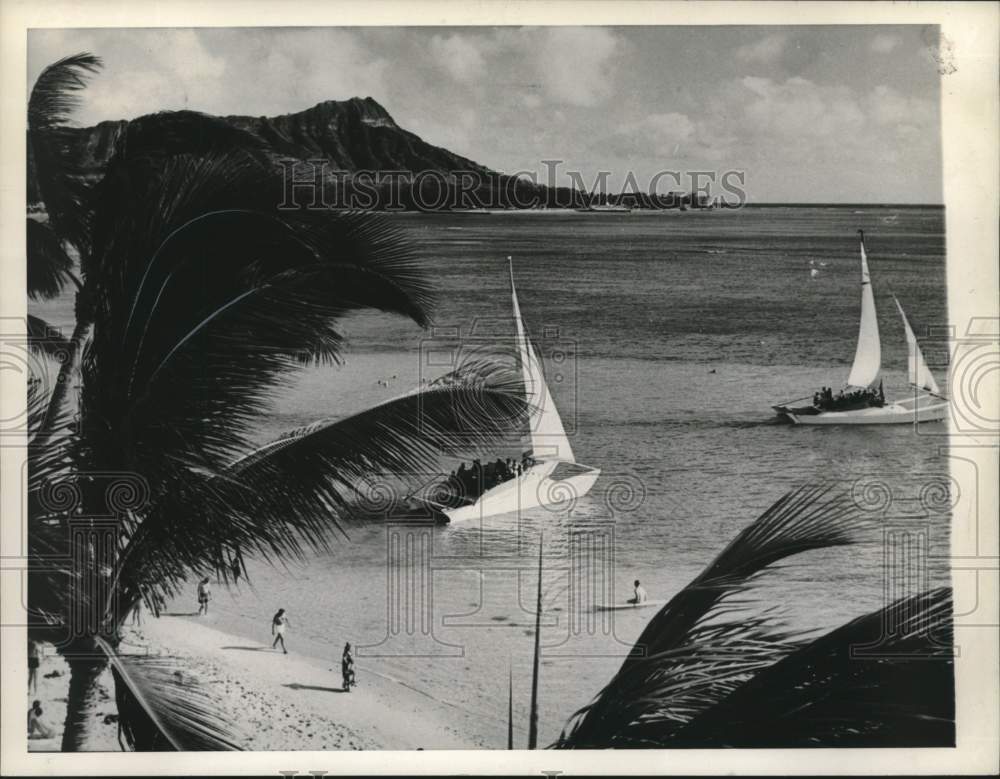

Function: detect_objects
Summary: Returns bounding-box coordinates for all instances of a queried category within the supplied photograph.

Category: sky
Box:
[28,26,944,203]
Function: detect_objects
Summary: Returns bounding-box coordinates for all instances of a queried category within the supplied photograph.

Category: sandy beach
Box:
[29,613,508,751]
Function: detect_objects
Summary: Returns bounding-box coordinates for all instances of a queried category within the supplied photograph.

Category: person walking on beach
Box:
[341,642,356,691]
[197,577,211,616]
[628,579,648,605]
[27,639,41,694]
[271,608,290,654]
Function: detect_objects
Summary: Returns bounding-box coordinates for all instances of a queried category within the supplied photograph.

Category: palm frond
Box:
[108,110,267,163]
[28,53,102,132]
[668,587,954,747]
[27,376,80,637]
[96,637,244,750]
[556,484,871,748]
[83,151,436,487]
[27,53,102,252]
[27,218,76,299]
[114,358,528,597]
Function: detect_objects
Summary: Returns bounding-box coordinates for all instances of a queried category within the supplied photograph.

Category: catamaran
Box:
[772,231,948,425]
[437,259,601,522]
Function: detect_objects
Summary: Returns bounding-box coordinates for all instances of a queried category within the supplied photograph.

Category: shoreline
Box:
[29,614,509,751]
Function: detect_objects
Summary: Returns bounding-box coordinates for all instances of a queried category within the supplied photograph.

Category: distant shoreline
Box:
[386,202,945,214]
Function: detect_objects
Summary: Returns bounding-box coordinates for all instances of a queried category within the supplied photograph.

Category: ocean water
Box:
[32,206,952,748]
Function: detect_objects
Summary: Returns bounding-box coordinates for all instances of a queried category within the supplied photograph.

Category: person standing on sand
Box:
[197,577,211,616]
[341,642,356,691]
[27,639,41,694]
[271,608,290,653]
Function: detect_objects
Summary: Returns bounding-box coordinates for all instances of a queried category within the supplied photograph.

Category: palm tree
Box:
[27,53,100,431]
[554,485,954,748]
[28,64,530,750]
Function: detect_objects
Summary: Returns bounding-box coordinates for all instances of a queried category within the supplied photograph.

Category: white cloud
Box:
[870,34,902,54]
[406,106,479,155]
[735,33,788,64]
[429,33,486,84]
[738,76,865,140]
[622,112,696,156]
[532,27,622,107]
[29,28,389,123]
[866,84,936,128]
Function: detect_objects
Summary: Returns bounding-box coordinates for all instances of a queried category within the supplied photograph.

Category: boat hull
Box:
[443,460,600,523]
[773,394,948,425]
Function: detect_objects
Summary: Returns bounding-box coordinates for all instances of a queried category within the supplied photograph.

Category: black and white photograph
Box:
[1,1,997,775]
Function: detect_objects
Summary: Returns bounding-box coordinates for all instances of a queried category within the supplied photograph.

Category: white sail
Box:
[509,259,575,462]
[845,235,882,388]
[892,295,942,396]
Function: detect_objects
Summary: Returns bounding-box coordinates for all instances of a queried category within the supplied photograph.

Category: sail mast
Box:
[845,230,882,388]
[892,294,942,396]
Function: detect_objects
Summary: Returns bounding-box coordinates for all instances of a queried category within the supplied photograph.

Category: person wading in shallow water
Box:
[628,579,648,605]
[197,577,212,615]
[272,608,290,654]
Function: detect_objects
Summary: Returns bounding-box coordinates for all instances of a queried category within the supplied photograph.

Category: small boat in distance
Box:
[436,258,601,521]
[772,231,948,425]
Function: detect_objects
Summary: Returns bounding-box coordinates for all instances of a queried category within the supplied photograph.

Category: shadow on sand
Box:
[162,611,201,617]
[221,645,276,652]
[283,683,346,694]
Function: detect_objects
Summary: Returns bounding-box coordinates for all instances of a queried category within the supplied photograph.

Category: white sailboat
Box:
[772,231,948,425]
[441,259,601,522]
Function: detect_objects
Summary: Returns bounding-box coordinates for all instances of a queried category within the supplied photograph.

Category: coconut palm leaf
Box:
[27,53,102,254]
[114,358,529,603]
[35,112,268,442]
[80,151,434,502]
[108,110,266,164]
[556,484,871,748]
[26,376,80,639]
[28,53,102,132]
[667,587,954,747]
[97,638,244,751]
[27,218,77,300]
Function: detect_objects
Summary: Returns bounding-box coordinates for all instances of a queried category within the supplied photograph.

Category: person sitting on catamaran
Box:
[492,458,507,487]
